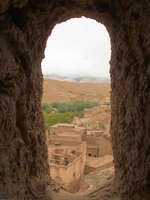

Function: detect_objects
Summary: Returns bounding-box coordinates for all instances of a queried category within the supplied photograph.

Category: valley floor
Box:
[49,178,120,200]
[47,163,120,200]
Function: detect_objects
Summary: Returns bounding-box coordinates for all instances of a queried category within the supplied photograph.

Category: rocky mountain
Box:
[43,74,110,83]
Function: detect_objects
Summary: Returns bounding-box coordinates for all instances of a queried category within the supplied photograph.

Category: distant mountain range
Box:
[43,74,110,83]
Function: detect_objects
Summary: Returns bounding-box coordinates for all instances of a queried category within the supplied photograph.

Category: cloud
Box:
[42,17,111,78]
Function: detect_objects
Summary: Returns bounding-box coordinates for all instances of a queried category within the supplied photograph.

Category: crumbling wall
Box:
[50,154,85,193]
[48,142,86,193]
[0,0,150,200]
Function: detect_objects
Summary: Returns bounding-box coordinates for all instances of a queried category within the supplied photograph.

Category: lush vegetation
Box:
[42,100,99,131]
[42,102,54,113]
[50,101,99,113]
[43,112,75,131]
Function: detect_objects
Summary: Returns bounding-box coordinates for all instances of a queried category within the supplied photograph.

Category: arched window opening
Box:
[42,17,113,193]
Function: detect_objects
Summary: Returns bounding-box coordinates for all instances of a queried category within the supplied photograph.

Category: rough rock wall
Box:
[0,0,150,200]
[110,1,150,199]
[0,1,50,199]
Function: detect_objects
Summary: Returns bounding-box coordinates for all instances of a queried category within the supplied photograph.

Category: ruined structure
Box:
[47,123,111,191]
[47,124,87,192]
[49,123,86,145]
[0,1,150,200]
[73,105,111,135]
[86,131,112,157]
[85,154,113,174]
[48,142,87,192]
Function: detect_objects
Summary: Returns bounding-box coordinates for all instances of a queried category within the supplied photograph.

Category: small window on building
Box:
[88,153,92,157]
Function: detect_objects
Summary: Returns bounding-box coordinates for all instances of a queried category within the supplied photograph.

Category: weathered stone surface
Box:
[0,0,150,199]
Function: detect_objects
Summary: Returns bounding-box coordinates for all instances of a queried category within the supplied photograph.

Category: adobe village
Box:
[43,79,113,193]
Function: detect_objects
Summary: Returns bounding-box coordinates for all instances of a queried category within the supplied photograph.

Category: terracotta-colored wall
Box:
[50,125,86,136]
[98,136,112,156]
[50,142,86,192]
[86,135,112,157]
[86,135,98,144]
[87,145,99,157]
[49,135,82,145]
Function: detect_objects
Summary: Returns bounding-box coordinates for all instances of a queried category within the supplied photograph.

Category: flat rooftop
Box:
[51,123,86,130]
[48,145,80,150]
[51,123,75,128]
[87,131,104,134]
[52,133,81,137]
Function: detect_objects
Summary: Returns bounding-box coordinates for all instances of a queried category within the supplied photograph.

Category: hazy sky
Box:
[42,17,111,78]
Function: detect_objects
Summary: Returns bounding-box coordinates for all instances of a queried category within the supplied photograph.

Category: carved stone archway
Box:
[0,1,150,200]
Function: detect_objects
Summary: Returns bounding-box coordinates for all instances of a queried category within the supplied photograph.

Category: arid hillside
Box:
[43,78,111,136]
[42,78,110,103]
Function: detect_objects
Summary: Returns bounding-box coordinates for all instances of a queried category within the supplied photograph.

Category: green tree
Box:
[42,100,99,131]
[43,111,76,130]
[42,102,54,113]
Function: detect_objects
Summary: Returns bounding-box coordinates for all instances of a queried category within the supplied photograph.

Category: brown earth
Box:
[42,78,110,103]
